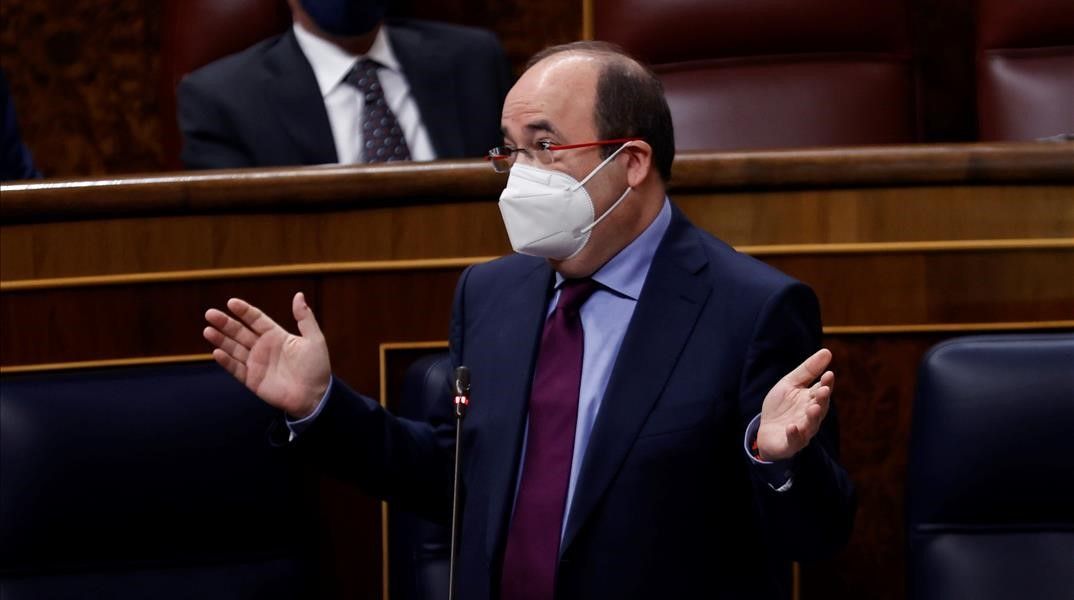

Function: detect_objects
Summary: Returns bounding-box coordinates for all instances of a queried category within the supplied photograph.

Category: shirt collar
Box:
[291,22,401,98]
[555,197,672,300]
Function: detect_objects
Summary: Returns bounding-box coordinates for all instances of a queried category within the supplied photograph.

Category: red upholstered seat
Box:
[592,0,918,151]
[976,0,1074,141]
[159,0,291,169]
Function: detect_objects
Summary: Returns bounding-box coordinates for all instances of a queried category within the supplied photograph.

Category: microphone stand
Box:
[448,366,470,600]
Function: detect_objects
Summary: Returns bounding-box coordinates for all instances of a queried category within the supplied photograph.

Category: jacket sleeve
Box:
[738,282,857,560]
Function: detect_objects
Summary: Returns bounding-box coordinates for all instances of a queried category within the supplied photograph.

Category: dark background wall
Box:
[0,1,168,175]
[1,0,984,179]
[0,0,582,178]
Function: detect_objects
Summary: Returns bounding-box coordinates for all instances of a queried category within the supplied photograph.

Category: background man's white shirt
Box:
[292,22,436,163]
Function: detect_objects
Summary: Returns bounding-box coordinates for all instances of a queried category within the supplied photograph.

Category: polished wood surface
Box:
[3,143,1072,223]
[2,144,1072,600]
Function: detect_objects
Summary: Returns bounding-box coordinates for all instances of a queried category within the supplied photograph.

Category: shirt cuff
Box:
[284,376,334,442]
[743,413,794,493]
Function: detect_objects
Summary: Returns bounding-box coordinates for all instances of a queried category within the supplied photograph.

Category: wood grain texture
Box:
[3,187,1072,282]
[4,252,1072,365]
[3,143,1071,224]
[800,334,940,600]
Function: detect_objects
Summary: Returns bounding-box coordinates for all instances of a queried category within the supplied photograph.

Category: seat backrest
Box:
[159,0,292,168]
[976,0,1074,140]
[0,361,313,599]
[388,352,453,600]
[591,0,917,151]
[906,333,1074,600]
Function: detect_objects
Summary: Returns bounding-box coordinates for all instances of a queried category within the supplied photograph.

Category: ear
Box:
[620,141,653,188]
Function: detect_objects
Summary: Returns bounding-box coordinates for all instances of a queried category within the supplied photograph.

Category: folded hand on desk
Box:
[203,292,331,419]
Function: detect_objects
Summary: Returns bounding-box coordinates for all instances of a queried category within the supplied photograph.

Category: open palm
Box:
[756,349,835,461]
[203,292,331,419]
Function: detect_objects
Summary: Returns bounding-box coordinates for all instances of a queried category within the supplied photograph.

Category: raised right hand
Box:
[203,292,331,419]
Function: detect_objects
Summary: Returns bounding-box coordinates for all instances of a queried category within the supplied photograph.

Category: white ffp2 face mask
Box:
[497,144,633,260]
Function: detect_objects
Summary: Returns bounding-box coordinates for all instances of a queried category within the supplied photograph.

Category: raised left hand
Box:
[756,348,835,461]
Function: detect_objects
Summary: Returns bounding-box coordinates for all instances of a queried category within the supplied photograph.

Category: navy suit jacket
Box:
[177,19,512,169]
[292,205,856,599]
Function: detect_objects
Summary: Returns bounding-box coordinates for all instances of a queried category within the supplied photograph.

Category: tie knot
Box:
[346,59,382,93]
[555,278,599,314]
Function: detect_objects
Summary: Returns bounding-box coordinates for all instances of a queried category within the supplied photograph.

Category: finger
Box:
[786,348,833,387]
[785,423,806,451]
[227,297,281,336]
[820,370,835,389]
[292,292,324,340]
[203,326,250,362]
[205,308,258,350]
[806,397,829,421]
[210,334,249,368]
[212,348,247,383]
[804,390,831,431]
[810,384,832,409]
[810,373,834,398]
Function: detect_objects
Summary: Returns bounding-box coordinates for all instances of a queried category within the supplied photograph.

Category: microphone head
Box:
[453,366,471,396]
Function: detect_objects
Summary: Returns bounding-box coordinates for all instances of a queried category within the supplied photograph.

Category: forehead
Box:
[501,53,601,142]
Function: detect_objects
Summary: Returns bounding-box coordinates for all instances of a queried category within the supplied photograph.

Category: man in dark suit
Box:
[178,0,512,169]
[203,42,855,599]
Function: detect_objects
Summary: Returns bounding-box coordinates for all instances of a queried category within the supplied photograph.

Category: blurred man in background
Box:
[178,0,512,169]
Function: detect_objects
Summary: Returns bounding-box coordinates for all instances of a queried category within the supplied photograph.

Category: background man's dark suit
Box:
[292,205,857,600]
[177,19,512,169]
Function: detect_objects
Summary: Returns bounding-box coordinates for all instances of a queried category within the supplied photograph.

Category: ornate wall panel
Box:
[0,0,165,177]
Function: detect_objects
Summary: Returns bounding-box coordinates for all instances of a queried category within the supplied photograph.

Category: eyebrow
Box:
[525,119,561,137]
[499,119,562,143]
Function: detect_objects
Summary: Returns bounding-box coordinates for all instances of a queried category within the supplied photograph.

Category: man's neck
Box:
[550,188,666,279]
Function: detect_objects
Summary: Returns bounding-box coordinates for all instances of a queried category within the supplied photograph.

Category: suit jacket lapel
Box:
[560,207,712,553]
[260,30,338,165]
[480,258,553,560]
[389,25,466,159]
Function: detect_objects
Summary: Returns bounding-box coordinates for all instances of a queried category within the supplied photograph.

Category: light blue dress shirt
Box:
[546,198,672,531]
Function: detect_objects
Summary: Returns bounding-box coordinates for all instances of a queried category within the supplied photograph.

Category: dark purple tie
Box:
[500,278,599,600]
[345,58,411,163]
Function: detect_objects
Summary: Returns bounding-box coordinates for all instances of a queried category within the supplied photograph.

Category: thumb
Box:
[292,292,324,339]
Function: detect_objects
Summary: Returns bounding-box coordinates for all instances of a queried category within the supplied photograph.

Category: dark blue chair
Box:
[907,333,1074,599]
[389,352,453,600]
[0,361,315,599]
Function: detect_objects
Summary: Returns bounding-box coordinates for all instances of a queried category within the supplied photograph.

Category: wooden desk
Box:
[3,142,1072,600]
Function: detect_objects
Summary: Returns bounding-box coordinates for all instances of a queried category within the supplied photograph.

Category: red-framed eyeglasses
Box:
[485,137,641,173]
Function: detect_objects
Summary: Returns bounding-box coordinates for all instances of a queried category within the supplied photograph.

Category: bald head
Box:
[522,42,675,181]
[502,53,604,151]
[524,41,644,75]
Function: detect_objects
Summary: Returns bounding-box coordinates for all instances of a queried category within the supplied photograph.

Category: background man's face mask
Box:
[498,144,633,260]
[300,0,388,37]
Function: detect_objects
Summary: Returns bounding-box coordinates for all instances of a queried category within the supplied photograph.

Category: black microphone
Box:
[453,365,470,418]
[448,366,470,600]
